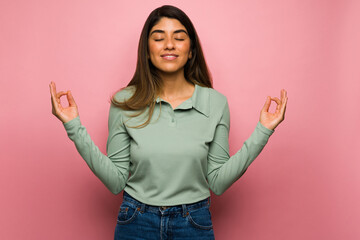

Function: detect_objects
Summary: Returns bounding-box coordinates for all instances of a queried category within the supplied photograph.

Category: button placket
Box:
[168,108,176,126]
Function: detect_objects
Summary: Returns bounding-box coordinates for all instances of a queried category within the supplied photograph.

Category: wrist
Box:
[258,121,275,133]
[63,116,81,129]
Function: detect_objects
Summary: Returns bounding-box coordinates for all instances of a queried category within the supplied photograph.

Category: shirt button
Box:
[171,118,175,122]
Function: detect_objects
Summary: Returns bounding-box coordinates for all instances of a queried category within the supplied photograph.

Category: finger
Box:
[280,89,287,106]
[49,82,56,98]
[54,91,68,107]
[50,82,61,102]
[271,97,281,105]
[280,96,288,117]
[261,96,271,112]
[269,97,280,113]
[281,89,287,102]
[51,81,58,95]
[56,91,67,99]
[49,82,59,109]
[50,82,64,113]
[272,97,282,112]
[66,90,77,107]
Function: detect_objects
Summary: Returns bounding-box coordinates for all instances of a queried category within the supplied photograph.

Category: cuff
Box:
[256,121,274,136]
[63,116,81,131]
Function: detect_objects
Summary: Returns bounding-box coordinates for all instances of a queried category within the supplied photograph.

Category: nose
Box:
[165,38,175,49]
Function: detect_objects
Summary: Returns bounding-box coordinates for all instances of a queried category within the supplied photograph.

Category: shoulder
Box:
[208,87,227,101]
[109,86,137,125]
[207,87,228,109]
[109,85,136,115]
[196,85,229,120]
[113,85,136,102]
[207,88,230,124]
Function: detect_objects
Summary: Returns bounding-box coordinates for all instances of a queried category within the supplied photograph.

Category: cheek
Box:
[178,42,191,53]
[148,43,156,56]
[148,47,154,56]
[148,42,163,55]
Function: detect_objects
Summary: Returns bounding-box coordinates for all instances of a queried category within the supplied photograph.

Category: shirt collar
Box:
[154,84,210,118]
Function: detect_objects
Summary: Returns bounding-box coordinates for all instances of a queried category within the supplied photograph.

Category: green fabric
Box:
[63,84,274,206]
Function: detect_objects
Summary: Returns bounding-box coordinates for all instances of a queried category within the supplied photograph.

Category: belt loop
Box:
[182,204,188,217]
[140,202,145,213]
[208,197,211,206]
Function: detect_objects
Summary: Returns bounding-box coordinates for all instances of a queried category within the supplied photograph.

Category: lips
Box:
[161,54,178,60]
[160,54,179,57]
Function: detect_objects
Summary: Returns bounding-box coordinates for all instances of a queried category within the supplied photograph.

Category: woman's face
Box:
[148,17,192,75]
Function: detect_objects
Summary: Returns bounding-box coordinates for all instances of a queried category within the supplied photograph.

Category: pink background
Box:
[1,0,359,239]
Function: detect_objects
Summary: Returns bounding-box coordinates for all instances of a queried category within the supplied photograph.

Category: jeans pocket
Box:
[117,202,140,225]
[187,206,213,230]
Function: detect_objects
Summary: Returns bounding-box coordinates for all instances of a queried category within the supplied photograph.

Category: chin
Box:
[158,67,184,74]
[156,63,187,73]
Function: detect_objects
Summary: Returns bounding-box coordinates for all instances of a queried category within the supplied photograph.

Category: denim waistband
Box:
[122,191,211,217]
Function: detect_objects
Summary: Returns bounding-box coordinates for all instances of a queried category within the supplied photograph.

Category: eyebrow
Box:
[150,29,188,36]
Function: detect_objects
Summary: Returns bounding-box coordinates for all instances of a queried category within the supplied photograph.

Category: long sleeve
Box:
[207,99,274,195]
[63,103,131,194]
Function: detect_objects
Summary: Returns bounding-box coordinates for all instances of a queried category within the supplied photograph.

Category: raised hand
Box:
[49,81,79,123]
[259,89,288,131]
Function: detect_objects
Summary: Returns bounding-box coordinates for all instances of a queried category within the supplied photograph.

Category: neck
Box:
[157,70,194,99]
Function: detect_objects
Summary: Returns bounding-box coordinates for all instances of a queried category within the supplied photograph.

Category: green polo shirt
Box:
[63,83,274,206]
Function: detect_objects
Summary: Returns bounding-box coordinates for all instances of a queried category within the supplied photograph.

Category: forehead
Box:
[150,17,187,33]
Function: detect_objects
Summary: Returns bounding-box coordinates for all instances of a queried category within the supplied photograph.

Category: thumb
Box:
[67,90,77,107]
[261,96,271,112]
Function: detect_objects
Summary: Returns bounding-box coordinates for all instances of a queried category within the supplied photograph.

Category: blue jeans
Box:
[114,191,215,240]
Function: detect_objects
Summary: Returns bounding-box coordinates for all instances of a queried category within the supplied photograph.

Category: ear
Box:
[189,51,192,59]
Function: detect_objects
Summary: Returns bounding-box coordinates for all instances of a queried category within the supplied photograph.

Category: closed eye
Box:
[154,39,185,41]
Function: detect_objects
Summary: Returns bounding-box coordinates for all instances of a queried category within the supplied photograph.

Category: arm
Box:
[63,103,130,194]
[207,89,288,195]
[207,100,274,196]
[50,81,130,194]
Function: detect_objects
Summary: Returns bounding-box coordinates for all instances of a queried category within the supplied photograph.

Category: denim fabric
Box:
[114,191,215,240]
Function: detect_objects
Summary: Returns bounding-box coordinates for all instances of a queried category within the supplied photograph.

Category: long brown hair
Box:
[110,5,213,128]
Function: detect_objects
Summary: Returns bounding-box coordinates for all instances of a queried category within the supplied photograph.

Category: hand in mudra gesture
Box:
[49,81,79,123]
[260,89,288,131]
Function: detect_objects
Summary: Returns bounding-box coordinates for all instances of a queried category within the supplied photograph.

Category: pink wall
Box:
[1,0,359,239]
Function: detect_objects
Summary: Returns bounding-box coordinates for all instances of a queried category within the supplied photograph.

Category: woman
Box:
[50,5,287,240]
